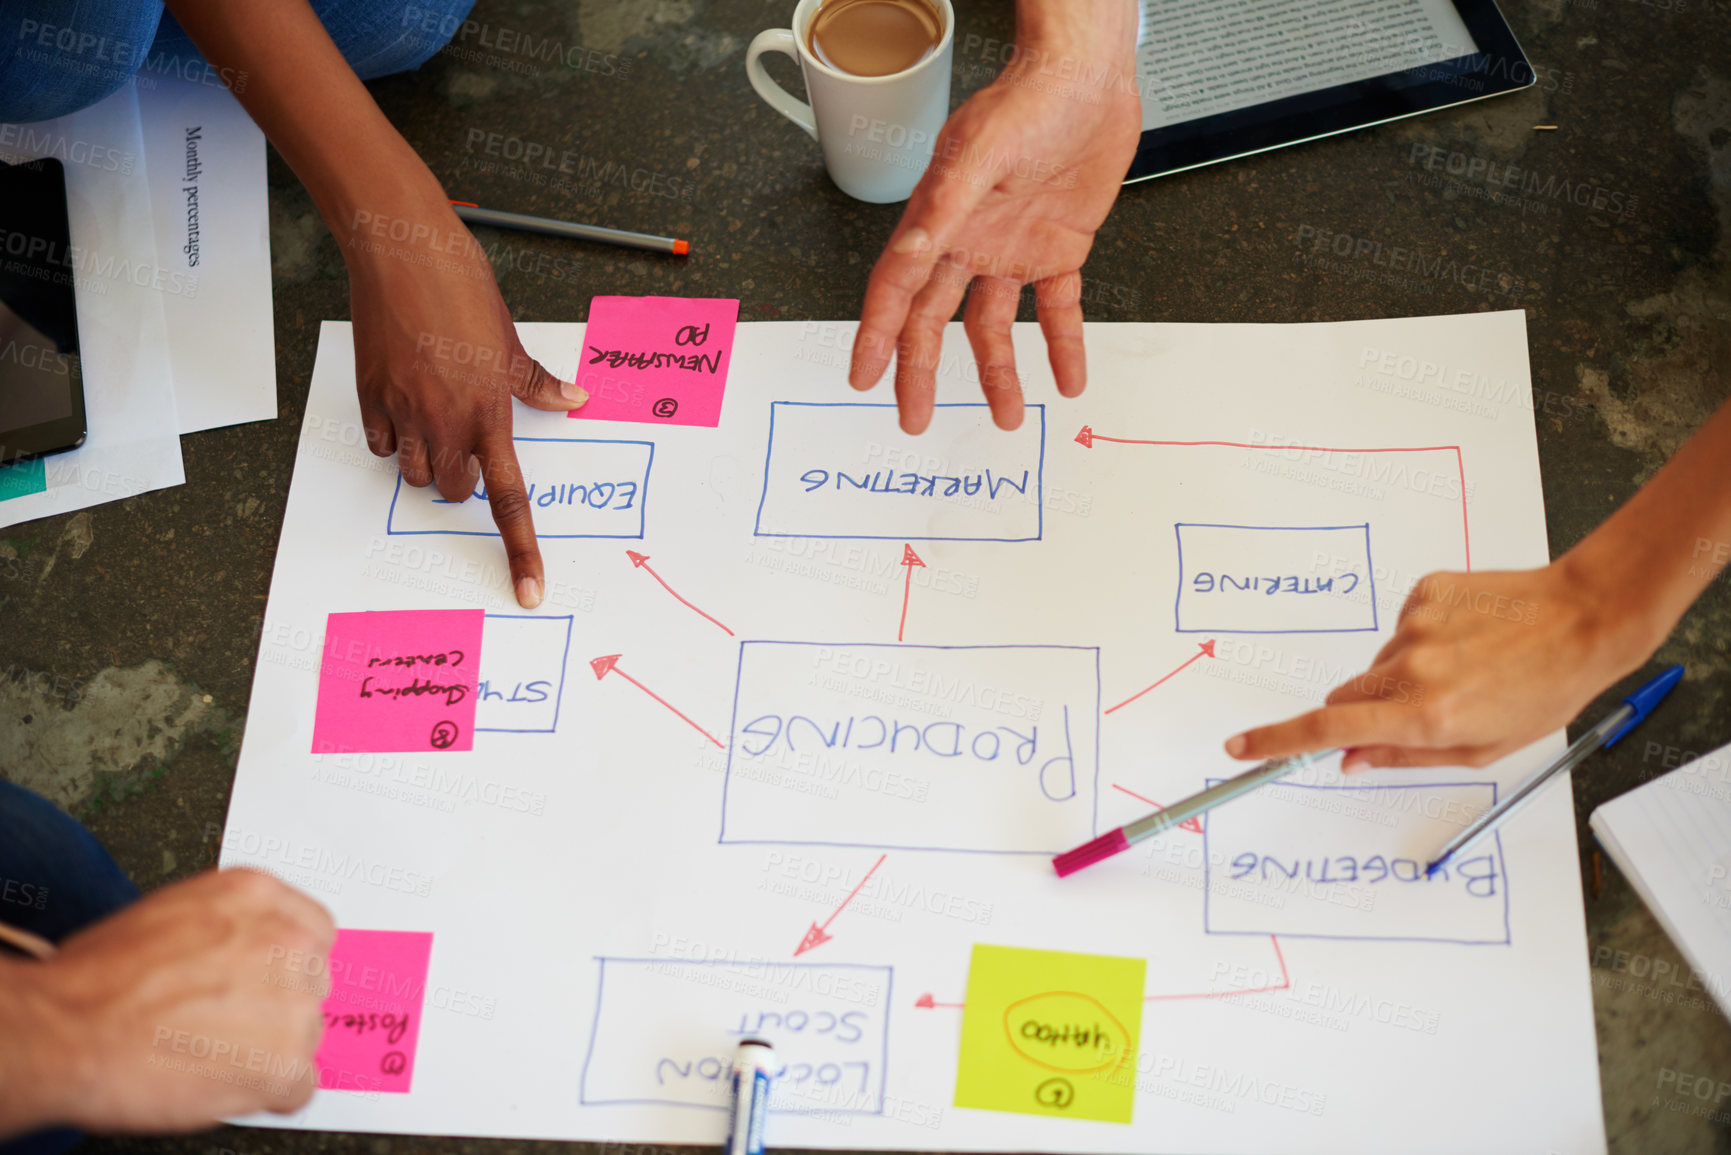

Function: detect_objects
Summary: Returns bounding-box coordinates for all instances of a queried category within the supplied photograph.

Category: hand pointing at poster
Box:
[1224,397,1731,769]
[160,0,586,610]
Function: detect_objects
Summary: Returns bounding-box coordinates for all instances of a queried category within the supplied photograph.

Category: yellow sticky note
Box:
[953,943,1146,1124]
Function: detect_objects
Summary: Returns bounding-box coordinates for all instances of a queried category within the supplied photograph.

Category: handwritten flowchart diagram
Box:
[225,311,1603,1154]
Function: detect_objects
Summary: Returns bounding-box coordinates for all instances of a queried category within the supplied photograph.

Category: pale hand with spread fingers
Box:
[849,1,1143,434]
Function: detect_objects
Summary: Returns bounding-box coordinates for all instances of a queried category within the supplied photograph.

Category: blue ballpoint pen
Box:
[1425,664,1685,876]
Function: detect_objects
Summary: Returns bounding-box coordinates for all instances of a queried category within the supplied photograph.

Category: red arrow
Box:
[897,544,925,642]
[1112,783,1203,834]
[914,993,965,1009]
[1107,640,1218,713]
[1146,937,1289,1002]
[591,654,724,748]
[625,550,733,636]
[1072,429,1472,571]
[794,853,886,956]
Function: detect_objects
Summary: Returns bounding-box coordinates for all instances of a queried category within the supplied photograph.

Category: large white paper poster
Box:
[224,314,1604,1153]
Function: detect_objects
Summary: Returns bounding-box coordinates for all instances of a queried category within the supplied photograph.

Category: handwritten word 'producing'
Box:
[798,469,1031,500]
[738,710,1078,801]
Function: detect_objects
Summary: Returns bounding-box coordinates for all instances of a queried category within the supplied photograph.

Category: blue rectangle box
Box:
[475,614,573,734]
[1200,780,1511,946]
[1174,522,1378,634]
[754,402,1045,542]
[386,436,652,539]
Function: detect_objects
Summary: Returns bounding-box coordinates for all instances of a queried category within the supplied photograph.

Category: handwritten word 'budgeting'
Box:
[1229,852,1502,897]
[736,712,1078,801]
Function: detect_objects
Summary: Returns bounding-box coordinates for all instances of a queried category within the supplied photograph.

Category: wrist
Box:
[1008,0,1138,71]
[1552,543,1670,676]
[312,149,457,275]
[0,957,82,1136]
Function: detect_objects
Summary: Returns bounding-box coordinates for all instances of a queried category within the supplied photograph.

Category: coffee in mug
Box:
[806,0,944,78]
[746,0,954,202]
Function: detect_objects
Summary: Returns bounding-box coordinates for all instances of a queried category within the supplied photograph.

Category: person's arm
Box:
[1226,395,1731,769]
[0,869,333,1137]
[849,0,1143,434]
[161,0,585,609]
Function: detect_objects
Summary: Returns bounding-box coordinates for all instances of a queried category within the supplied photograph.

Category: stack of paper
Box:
[0,69,275,529]
[1591,741,1731,1020]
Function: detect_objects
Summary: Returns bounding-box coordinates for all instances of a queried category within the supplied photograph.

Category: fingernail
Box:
[560,380,588,405]
[516,576,543,609]
[1341,752,1366,773]
[1224,734,1246,757]
[892,227,932,256]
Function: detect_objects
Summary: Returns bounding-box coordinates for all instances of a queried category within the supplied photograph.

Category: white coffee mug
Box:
[746,0,953,204]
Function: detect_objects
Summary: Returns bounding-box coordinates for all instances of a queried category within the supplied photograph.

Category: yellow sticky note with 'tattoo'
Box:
[953,943,1146,1124]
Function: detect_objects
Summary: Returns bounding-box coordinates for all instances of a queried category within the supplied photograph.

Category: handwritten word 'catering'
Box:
[1191,573,1362,596]
[1230,852,1501,897]
[798,468,1031,500]
[738,712,1079,801]
[451,479,639,510]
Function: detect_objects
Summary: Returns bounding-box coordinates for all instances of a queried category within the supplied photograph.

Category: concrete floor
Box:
[3,0,1730,1151]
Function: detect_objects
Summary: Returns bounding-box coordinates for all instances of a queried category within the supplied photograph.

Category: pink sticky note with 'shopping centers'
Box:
[311,609,484,754]
[316,929,434,1094]
[571,295,739,427]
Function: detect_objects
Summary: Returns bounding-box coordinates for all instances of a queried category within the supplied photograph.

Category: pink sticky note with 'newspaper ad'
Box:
[316,929,434,1094]
[311,609,484,754]
[571,295,739,427]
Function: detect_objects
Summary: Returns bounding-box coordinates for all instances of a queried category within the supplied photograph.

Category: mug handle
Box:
[746,28,819,141]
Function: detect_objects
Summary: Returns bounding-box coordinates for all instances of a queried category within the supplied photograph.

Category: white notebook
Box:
[1591,741,1731,1019]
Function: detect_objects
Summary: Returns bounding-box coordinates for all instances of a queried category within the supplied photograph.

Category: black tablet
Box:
[0,157,86,466]
[1126,0,1534,183]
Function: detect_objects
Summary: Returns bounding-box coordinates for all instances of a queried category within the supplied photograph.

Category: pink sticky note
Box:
[571,295,739,427]
[316,929,434,1094]
[312,609,484,754]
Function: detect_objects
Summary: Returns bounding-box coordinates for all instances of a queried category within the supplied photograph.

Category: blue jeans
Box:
[0,0,476,124]
[0,781,141,1155]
